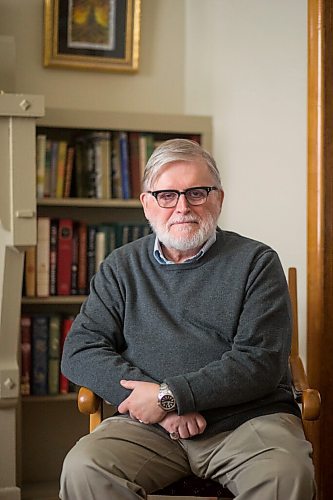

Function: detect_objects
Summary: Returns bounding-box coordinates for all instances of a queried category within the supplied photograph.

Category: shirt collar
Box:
[153,231,217,265]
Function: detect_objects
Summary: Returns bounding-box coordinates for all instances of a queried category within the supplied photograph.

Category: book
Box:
[87,224,97,285]
[57,219,73,295]
[56,140,68,198]
[36,134,47,199]
[71,222,79,295]
[111,133,122,198]
[20,315,32,396]
[24,246,36,297]
[59,316,74,394]
[95,229,106,272]
[78,222,87,294]
[49,219,58,296]
[43,139,52,197]
[31,315,49,396]
[128,131,141,199]
[49,141,59,197]
[36,217,50,297]
[63,146,75,198]
[119,131,131,199]
[48,315,61,395]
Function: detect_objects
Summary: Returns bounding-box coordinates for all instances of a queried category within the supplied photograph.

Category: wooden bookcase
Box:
[19,108,212,500]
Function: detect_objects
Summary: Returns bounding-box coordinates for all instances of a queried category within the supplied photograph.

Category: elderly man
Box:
[60,139,315,499]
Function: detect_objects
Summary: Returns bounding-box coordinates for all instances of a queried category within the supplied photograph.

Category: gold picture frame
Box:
[43,0,141,72]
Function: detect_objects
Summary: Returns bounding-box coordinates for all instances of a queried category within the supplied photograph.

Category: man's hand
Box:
[159,412,207,439]
[118,380,166,424]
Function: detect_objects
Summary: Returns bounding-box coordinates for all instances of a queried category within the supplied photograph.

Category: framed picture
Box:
[43,0,141,72]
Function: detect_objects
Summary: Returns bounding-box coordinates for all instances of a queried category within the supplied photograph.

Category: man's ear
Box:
[140,192,149,218]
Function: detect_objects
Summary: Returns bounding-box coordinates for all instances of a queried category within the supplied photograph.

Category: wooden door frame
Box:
[307,1,333,498]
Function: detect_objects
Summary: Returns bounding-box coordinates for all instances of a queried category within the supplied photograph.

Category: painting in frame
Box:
[43,0,141,72]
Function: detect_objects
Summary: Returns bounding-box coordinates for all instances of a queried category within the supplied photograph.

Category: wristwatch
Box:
[157,383,177,412]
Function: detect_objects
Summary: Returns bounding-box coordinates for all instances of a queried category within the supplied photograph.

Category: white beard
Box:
[149,212,218,251]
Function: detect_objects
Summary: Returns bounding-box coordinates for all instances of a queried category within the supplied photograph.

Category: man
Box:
[60,138,315,499]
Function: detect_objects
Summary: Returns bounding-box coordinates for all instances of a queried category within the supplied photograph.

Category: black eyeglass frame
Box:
[147,186,219,208]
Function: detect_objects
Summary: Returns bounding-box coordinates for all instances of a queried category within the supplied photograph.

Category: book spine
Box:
[57,219,73,296]
[43,139,52,197]
[59,317,74,394]
[128,131,141,199]
[87,225,97,285]
[95,230,106,272]
[78,222,87,294]
[56,140,68,198]
[71,222,79,295]
[111,133,122,198]
[49,219,58,296]
[24,246,36,297]
[63,146,75,198]
[49,141,59,198]
[36,134,46,199]
[20,315,32,396]
[31,315,49,396]
[119,131,131,199]
[48,315,61,395]
[36,217,50,297]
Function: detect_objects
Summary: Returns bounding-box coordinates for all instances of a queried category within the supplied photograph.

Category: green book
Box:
[48,315,61,395]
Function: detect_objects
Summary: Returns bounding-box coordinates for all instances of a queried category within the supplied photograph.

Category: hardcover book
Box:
[48,315,61,395]
[31,315,49,396]
[57,219,73,295]
[20,315,32,396]
[36,217,50,297]
[24,246,36,297]
[49,219,58,296]
[59,316,74,394]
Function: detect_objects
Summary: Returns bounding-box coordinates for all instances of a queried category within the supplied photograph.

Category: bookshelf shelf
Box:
[19,107,212,497]
[22,296,86,305]
[38,197,142,208]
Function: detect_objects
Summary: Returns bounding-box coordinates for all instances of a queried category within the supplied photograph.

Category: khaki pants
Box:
[60,412,315,500]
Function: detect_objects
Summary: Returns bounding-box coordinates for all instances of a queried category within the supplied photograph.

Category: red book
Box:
[20,315,32,396]
[57,219,73,295]
[59,316,74,394]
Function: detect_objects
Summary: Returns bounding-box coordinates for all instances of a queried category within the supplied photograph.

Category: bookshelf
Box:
[19,107,212,499]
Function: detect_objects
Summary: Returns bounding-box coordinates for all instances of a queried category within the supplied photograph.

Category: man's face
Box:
[140,160,224,252]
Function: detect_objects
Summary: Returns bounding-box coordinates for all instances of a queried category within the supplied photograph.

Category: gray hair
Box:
[142,138,222,190]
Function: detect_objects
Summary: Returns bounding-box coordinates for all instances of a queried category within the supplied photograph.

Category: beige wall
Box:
[0,0,307,355]
[0,0,186,114]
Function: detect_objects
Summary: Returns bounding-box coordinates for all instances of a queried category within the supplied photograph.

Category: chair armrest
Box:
[78,386,102,415]
[289,354,321,421]
[78,387,104,431]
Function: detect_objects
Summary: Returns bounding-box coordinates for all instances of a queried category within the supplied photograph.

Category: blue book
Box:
[119,132,131,199]
[32,315,49,395]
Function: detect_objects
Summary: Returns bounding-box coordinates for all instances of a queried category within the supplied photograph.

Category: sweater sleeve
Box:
[61,254,156,405]
[165,250,293,415]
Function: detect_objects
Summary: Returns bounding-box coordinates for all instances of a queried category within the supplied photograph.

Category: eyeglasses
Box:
[148,186,218,208]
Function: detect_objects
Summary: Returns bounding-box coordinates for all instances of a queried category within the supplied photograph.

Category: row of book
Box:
[24,217,150,298]
[20,314,75,396]
[36,131,156,200]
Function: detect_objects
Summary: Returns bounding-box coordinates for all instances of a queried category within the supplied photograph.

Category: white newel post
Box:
[0,94,44,500]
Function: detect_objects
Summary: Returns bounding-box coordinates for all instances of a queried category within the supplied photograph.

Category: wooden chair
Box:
[78,267,321,500]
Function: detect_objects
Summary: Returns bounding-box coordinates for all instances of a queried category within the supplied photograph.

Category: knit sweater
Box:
[61,229,300,435]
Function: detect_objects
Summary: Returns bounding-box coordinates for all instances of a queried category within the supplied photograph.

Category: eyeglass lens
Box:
[157,188,209,207]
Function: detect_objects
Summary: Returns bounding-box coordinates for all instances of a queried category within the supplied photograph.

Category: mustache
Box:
[167,216,200,227]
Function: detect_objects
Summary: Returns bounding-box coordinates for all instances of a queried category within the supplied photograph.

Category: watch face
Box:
[161,394,175,411]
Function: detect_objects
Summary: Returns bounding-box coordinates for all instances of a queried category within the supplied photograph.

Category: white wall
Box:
[185,0,308,358]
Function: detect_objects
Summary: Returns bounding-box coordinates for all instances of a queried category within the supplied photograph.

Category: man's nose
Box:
[175,193,191,211]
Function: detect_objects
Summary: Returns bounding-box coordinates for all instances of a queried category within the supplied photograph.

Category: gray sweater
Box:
[61,229,300,435]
